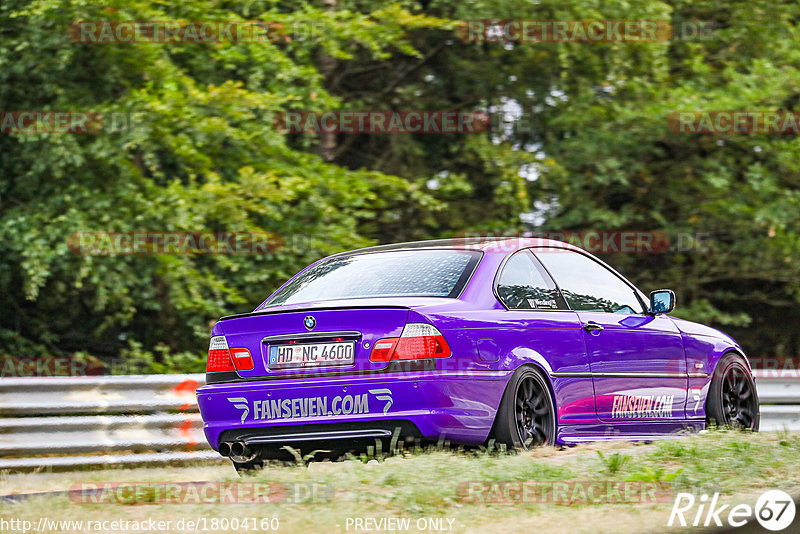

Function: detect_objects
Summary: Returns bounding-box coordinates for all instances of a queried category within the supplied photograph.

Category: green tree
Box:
[0,0,446,364]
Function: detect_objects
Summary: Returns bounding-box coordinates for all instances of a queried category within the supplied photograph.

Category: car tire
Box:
[706,353,760,431]
[493,366,556,449]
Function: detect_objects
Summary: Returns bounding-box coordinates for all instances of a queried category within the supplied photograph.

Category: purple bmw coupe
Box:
[197,237,759,472]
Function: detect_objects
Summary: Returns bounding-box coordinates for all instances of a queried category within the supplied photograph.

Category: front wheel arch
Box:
[705,351,760,431]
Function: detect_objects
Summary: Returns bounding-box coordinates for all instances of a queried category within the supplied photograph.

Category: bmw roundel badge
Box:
[304,315,316,330]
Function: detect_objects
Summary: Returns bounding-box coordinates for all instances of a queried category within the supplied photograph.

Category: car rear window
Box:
[264,249,481,307]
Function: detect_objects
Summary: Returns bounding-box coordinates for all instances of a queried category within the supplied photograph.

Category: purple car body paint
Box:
[197,237,757,463]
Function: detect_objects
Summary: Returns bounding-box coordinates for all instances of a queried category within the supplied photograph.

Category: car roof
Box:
[331,236,582,256]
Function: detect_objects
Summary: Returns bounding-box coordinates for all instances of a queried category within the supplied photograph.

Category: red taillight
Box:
[369,323,451,362]
[369,338,399,362]
[230,348,254,371]
[207,336,235,372]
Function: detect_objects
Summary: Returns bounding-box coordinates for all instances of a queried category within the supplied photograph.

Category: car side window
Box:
[496,251,568,310]
[533,248,645,314]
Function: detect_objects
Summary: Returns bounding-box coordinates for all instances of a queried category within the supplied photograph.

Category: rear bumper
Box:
[197,370,512,449]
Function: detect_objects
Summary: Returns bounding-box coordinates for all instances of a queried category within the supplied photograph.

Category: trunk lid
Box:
[216,303,412,378]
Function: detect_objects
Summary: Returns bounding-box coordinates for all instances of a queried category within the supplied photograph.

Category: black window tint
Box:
[534,249,644,314]
[264,250,481,307]
[496,251,568,310]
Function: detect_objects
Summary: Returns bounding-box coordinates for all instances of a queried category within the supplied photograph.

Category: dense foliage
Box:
[1,0,798,370]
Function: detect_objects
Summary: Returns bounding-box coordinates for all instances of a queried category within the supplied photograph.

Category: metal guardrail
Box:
[0,374,205,416]
[753,369,800,432]
[0,369,797,471]
[0,374,222,471]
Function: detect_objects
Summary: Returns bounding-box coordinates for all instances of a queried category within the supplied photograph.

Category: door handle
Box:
[584,322,604,333]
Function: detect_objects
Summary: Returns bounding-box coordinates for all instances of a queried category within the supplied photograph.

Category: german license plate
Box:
[268,341,355,369]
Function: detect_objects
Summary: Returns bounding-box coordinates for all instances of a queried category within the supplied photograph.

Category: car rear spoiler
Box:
[219,304,412,322]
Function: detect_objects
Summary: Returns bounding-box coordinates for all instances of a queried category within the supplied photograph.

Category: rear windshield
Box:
[263,249,481,307]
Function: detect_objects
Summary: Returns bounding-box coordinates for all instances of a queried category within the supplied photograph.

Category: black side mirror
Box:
[649,289,676,315]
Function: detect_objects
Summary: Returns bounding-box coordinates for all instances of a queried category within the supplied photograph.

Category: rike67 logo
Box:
[669,490,796,531]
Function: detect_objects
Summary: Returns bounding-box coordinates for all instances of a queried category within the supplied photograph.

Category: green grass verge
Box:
[2,430,799,533]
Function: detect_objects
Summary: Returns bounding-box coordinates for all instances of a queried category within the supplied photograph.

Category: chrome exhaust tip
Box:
[230,441,247,457]
[229,441,258,462]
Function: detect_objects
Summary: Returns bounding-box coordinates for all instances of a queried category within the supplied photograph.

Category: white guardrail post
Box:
[0,370,797,471]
